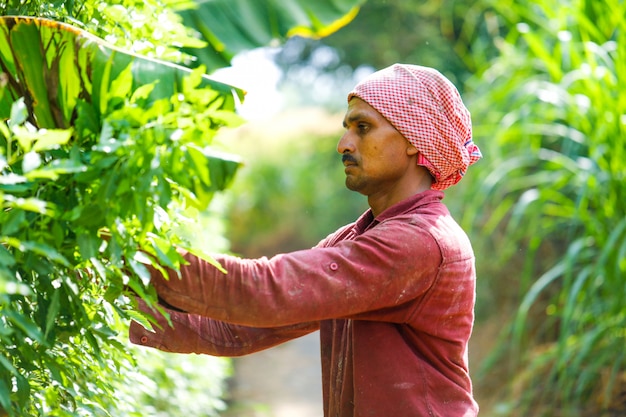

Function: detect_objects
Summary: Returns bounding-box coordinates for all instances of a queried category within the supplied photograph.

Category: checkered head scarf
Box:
[348,64,482,190]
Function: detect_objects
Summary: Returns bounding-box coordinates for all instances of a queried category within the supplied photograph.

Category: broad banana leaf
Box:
[180,0,365,70]
[0,15,246,213]
[0,15,244,128]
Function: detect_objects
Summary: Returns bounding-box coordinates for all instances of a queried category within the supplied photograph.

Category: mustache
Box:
[342,154,357,164]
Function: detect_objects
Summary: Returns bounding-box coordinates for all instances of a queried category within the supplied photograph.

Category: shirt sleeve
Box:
[150,218,444,327]
[129,297,319,356]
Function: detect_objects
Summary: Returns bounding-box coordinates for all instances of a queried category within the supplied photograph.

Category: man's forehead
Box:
[343,98,381,124]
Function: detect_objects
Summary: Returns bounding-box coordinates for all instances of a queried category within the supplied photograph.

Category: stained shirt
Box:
[130,189,479,417]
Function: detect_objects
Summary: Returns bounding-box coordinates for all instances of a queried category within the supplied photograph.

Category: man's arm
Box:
[129,298,319,356]
[149,221,443,327]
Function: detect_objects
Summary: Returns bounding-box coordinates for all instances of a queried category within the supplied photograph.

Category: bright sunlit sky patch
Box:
[211,48,285,121]
[210,46,376,122]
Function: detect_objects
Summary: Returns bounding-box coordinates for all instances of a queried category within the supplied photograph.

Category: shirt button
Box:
[329,262,339,271]
[140,336,148,344]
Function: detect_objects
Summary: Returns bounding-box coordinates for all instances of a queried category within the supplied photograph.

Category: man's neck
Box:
[368,182,432,217]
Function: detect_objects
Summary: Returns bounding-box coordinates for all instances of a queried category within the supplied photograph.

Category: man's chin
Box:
[344,179,362,194]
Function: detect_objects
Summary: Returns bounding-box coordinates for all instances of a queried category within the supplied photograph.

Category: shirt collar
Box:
[353,190,445,235]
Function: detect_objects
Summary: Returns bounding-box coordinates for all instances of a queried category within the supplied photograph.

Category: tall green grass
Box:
[460,0,626,414]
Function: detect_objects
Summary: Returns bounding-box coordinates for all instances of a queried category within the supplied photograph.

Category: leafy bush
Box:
[112,348,233,417]
[0,16,242,416]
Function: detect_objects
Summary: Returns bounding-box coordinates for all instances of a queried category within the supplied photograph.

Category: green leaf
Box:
[129,252,155,287]
[15,374,30,405]
[0,245,15,267]
[124,307,156,333]
[184,245,226,274]
[103,281,124,303]
[206,149,241,191]
[0,353,18,375]
[12,126,37,153]
[69,204,105,227]
[24,158,88,181]
[4,18,55,127]
[108,62,134,103]
[186,145,211,186]
[148,236,182,271]
[0,377,13,417]
[1,238,69,267]
[44,290,61,340]
[89,257,107,282]
[77,232,98,260]
[179,0,365,70]
[0,208,26,236]
[32,128,73,152]
[4,310,44,343]
[130,83,156,103]
[2,195,53,215]
[84,330,102,358]
[74,99,100,138]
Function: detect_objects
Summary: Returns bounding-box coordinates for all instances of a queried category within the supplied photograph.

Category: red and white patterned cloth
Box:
[348,64,482,190]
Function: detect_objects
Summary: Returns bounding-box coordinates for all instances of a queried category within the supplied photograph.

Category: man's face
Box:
[338,97,417,196]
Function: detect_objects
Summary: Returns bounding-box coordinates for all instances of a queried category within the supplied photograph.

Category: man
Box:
[130,63,482,417]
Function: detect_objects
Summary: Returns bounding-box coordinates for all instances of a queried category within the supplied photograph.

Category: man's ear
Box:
[406,144,419,156]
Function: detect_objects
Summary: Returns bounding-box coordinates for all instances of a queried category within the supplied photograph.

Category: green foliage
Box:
[179,0,366,70]
[0,0,365,71]
[0,0,206,64]
[321,0,476,80]
[113,349,233,417]
[459,0,626,414]
[0,16,242,416]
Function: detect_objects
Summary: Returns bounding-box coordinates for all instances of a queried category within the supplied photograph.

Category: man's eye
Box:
[358,123,368,132]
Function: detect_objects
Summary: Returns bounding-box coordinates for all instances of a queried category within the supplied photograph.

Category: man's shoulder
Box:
[382,201,474,262]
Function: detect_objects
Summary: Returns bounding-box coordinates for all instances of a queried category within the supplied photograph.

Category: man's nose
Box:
[337,131,355,154]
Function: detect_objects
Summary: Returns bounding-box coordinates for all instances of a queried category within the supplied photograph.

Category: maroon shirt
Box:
[130,190,478,416]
